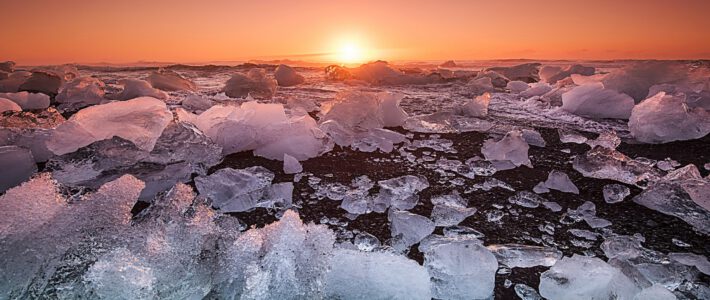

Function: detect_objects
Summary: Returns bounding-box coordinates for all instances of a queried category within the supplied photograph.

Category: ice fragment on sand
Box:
[481,130,532,168]
[56,77,105,110]
[0,91,50,110]
[539,255,639,300]
[543,170,579,194]
[274,64,306,87]
[561,83,635,119]
[116,79,168,100]
[375,175,429,211]
[195,166,292,212]
[586,130,621,149]
[283,153,303,174]
[573,147,661,185]
[0,98,21,113]
[181,94,212,112]
[507,80,529,93]
[147,69,196,91]
[430,191,476,226]
[458,92,491,117]
[487,244,563,268]
[540,64,595,84]
[603,184,631,203]
[47,97,172,155]
[629,92,710,143]
[515,283,543,300]
[558,129,587,144]
[223,68,277,99]
[508,191,544,208]
[521,129,546,147]
[389,210,435,248]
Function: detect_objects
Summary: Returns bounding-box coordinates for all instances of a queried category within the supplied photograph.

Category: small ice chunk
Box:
[629,91,710,143]
[521,129,546,147]
[459,92,491,117]
[146,69,196,91]
[568,201,612,228]
[0,98,21,113]
[533,182,550,194]
[353,232,381,251]
[0,91,50,110]
[430,191,477,226]
[420,235,498,299]
[195,166,293,212]
[389,210,435,248]
[487,244,563,268]
[586,130,621,149]
[47,97,172,155]
[0,146,37,192]
[487,63,541,83]
[325,249,431,300]
[573,147,661,185]
[481,130,532,168]
[539,255,639,300]
[543,170,579,194]
[181,94,212,112]
[274,64,305,87]
[18,70,63,96]
[283,153,303,174]
[56,77,105,110]
[115,79,168,100]
[656,159,680,171]
[540,64,595,84]
[633,284,677,300]
[520,83,553,98]
[542,201,562,212]
[515,284,543,300]
[507,80,529,93]
[561,83,635,119]
[508,191,544,208]
[374,175,429,211]
[223,68,277,99]
[558,129,588,144]
[668,252,710,275]
[443,225,485,239]
[603,184,631,203]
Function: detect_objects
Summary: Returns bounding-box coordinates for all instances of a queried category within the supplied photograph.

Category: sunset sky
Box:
[2,0,710,65]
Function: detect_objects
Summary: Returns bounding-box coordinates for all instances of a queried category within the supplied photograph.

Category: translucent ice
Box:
[195,166,293,212]
[508,191,544,208]
[420,235,498,299]
[18,70,63,96]
[147,69,196,91]
[47,97,172,155]
[223,68,277,99]
[55,77,105,111]
[573,147,661,185]
[487,244,563,268]
[0,145,36,192]
[0,91,50,110]
[0,97,21,112]
[389,210,435,248]
[539,255,639,300]
[521,129,546,147]
[375,175,429,211]
[283,153,303,174]
[543,170,579,194]
[540,64,595,84]
[603,184,631,203]
[481,130,532,168]
[629,92,710,143]
[515,283,544,300]
[115,79,168,100]
[561,83,635,119]
[487,63,541,83]
[430,191,477,226]
[274,64,306,87]
[507,80,530,93]
[458,92,491,117]
[586,130,621,149]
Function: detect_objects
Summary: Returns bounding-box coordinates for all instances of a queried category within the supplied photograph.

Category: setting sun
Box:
[338,43,363,64]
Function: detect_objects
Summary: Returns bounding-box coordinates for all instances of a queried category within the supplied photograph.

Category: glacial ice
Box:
[283,153,303,174]
[487,63,541,83]
[540,64,595,84]
[603,184,631,203]
[375,175,429,211]
[539,255,640,300]
[508,191,545,208]
[629,92,710,143]
[557,129,588,144]
[419,235,498,299]
[521,129,546,147]
[0,97,21,112]
[181,101,331,160]
[349,60,439,85]
[115,79,168,100]
[586,130,621,149]
[542,170,579,194]
[520,82,553,98]
[0,71,31,93]
[0,91,50,110]
[430,191,477,226]
[458,92,491,117]
[507,80,530,93]
[18,70,63,96]
[55,77,106,110]
[515,283,544,300]
[146,69,196,91]
[573,147,661,185]
[481,130,532,168]
[181,94,212,112]
[274,64,306,86]
[561,83,635,119]
[47,97,173,155]
[195,166,293,212]
[0,145,36,192]
[487,244,563,268]
[223,68,277,99]
[389,210,435,248]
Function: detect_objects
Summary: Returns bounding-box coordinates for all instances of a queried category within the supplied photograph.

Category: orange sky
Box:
[2,0,710,65]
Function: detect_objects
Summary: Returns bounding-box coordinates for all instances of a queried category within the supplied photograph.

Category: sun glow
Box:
[333,37,369,65]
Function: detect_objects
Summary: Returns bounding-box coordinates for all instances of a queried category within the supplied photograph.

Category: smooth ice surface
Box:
[629,92,710,144]
[116,79,168,100]
[543,170,579,194]
[195,166,292,212]
[539,255,639,300]
[430,191,477,226]
[389,210,435,248]
[223,68,277,99]
[181,94,212,112]
[487,244,563,268]
[325,249,431,300]
[459,92,491,117]
[181,101,331,160]
[274,64,306,87]
[283,153,303,174]
[375,175,429,211]
[147,69,196,91]
[0,91,50,110]
[420,235,498,299]
[0,145,36,192]
[561,83,635,119]
[507,80,530,93]
[47,97,172,155]
[521,129,546,147]
[481,130,532,168]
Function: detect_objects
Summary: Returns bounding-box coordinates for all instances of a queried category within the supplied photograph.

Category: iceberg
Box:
[223,68,277,99]
[274,64,306,86]
[629,92,710,143]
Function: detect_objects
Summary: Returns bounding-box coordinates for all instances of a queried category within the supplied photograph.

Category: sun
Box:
[336,41,366,65]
